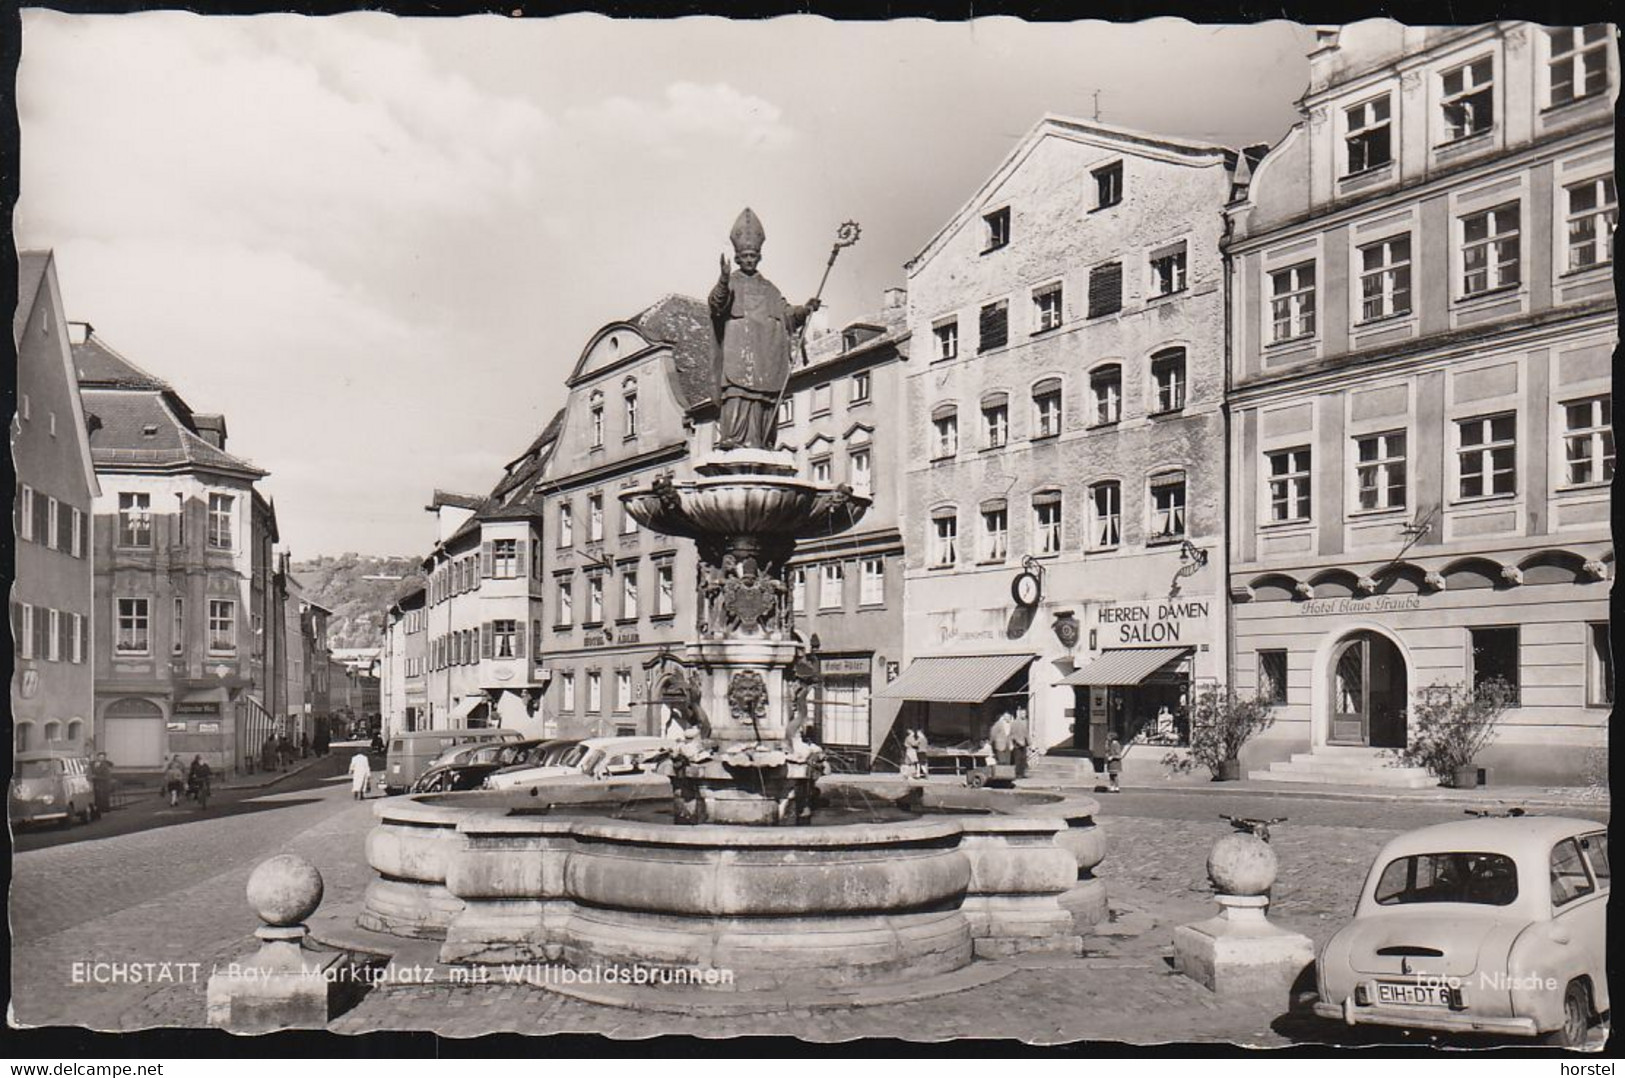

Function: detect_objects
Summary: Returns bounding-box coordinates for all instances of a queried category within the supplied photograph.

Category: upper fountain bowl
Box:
[621,451,871,542]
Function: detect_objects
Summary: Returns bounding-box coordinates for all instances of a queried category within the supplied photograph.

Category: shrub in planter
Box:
[1162,685,1276,780]
[1397,678,1515,787]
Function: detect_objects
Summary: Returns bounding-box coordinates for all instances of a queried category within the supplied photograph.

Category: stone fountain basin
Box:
[360,775,1106,989]
[621,474,871,541]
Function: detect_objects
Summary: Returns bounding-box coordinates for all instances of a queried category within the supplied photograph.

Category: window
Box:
[792,568,806,613]
[982,400,1008,448]
[18,484,33,542]
[1149,244,1187,297]
[1151,349,1186,414]
[849,448,872,495]
[1259,650,1289,704]
[587,671,602,713]
[32,604,47,661]
[1441,56,1494,141]
[1033,284,1063,332]
[1269,262,1316,342]
[616,671,632,713]
[1093,162,1122,209]
[621,502,638,536]
[17,603,33,659]
[117,598,150,655]
[47,609,61,661]
[1268,448,1313,523]
[1090,367,1121,426]
[1033,381,1062,439]
[492,538,519,577]
[558,502,573,547]
[70,507,84,559]
[860,558,885,605]
[1355,431,1408,511]
[590,402,605,448]
[1458,413,1516,498]
[778,397,795,425]
[1033,492,1063,555]
[118,492,152,547]
[1374,853,1518,906]
[207,600,235,653]
[1548,26,1610,107]
[811,456,833,484]
[208,493,234,549]
[978,301,1008,352]
[588,495,604,541]
[819,562,844,609]
[586,575,604,623]
[1359,236,1412,321]
[1562,396,1613,486]
[1588,623,1613,707]
[1469,625,1520,700]
[1461,204,1520,296]
[850,372,871,403]
[492,619,519,659]
[983,206,1010,252]
[556,578,574,625]
[656,562,675,617]
[1345,95,1392,173]
[1565,176,1617,271]
[173,598,184,654]
[1088,482,1121,549]
[933,320,959,361]
[624,390,639,437]
[1149,475,1186,541]
[561,672,576,712]
[1088,262,1122,318]
[1550,838,1596,908]
[71,613,84,664]
[812,383,832,416]
[45,496,59,550]
[31,490,46,548]
[931,512,958,568]
[979,505,1008,563]
[622,570,639,619]
[931,410,958,459]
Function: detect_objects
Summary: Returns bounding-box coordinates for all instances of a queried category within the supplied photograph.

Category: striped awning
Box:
[874,653,1034,703]
[1056,647,1189,687]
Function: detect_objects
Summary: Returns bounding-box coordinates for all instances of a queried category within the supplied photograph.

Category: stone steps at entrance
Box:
[1031,756,1098,782]
[1250,750,1437,789]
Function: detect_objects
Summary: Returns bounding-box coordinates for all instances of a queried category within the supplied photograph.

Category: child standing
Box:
[1104,733,1124,793]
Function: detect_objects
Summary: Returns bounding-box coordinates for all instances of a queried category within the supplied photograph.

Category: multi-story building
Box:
[539,295,714,739]
[301,597,333,744]
[889,116,1237,760]
[77,330,274,774]
[277,554,308,744]
[248,490,285,752]
[380,574,425,738]
[11,251,100,754]
[780,292,910,771]
[1224,21,1615,784]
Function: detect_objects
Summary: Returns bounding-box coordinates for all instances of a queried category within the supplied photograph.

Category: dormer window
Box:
[142,424,159,437]
[1345,95,1392,174]
[982,207,1010,253]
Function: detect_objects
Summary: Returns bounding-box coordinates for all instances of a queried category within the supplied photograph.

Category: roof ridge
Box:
[73,334,175,389]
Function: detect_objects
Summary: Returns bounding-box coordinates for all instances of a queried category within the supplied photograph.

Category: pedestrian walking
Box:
[300,732,310,759]
[1104,732,1124,794]
[349,751,373,800]
[90,751,116,815]
[260,734,276,774]
[187,755,212,809]
[369,732,384,755]
[990,710,1015,766]
[1010,709,1031,779]
[163,755,187,807]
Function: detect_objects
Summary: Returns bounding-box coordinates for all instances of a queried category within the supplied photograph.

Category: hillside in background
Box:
[292,554,421,649]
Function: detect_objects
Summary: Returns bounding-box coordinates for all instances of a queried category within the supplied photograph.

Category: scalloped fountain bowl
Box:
[358,775,1108,991]
[621,473,871,544]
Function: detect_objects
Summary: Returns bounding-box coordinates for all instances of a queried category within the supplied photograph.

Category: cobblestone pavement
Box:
[9,782,1608,1045]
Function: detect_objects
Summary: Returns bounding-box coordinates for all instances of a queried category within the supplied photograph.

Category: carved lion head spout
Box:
[726,670,769,730]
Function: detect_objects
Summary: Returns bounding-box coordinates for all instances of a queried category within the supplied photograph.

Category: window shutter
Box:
[60,611,72,661]
[35,607,50,660]
[515,540,527,579]
[481,622,493,659]
[481,542,494,578]
[514,623,526,659]
[1088,262,1122,318]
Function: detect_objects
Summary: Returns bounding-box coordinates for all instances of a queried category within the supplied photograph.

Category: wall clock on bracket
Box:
[1012,570,1042,607]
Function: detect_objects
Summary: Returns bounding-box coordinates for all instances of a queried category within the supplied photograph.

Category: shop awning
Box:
[1056,647,1188,687]
[874,653,1034,703]
[448,695,490,723]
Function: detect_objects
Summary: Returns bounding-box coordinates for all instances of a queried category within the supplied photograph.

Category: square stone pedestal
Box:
[206,926,369,1032]
[1172,895,1313,1005]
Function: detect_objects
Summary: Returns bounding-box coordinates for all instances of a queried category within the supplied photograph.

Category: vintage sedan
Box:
[1315,815,1608,1047]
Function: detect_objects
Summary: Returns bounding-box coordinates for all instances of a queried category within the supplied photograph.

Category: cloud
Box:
[563,81,795,158]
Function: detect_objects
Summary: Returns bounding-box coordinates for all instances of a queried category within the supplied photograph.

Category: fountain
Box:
[355,211,1106,994]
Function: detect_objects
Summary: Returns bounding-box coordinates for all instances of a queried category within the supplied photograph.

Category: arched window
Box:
[1088,480,1122,549]
[1090,365,1122,426]
[980,391,1010,448]
[929,506,959,568]
[15,721,34,753]
[931,403,959,460]
[1032,489,1063,555]
[66,719,84,744]
[1150,348,1187,414]
[1148,471,1187,541]
[43,720,62,744]
[1032,378,1062,439]
[978,498,1009,563]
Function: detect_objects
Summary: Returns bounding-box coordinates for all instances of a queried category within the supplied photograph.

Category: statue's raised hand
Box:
[719,253,731,281]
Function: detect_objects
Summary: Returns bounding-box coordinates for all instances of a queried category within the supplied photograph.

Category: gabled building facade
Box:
[11,251,100,755]
[1224,21,1615,784]
[892,117,1237,760]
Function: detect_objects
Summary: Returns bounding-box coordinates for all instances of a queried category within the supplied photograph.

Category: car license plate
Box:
[1376,982,1447,1007]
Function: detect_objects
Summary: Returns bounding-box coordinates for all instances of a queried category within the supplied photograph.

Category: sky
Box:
[17,12,1317,557]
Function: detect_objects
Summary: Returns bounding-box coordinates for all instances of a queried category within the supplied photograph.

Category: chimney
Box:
[193,413,227,450]
[882,287,907,311]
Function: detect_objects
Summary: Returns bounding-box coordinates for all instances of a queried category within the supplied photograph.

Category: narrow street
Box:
[9,773,1607,1042]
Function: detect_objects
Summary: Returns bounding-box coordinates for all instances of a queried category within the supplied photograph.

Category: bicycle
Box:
[188,773,212,811]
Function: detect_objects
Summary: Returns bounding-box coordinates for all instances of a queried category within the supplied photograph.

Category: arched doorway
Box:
[1329,631,1408,748]
[102,697,165,767]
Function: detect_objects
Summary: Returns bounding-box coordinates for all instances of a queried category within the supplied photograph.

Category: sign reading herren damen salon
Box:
[1093,598,1214,648]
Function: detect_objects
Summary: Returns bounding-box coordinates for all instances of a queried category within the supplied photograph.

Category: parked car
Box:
[383,728,525,794]
[9,751,97,827]
[1315,815,1609,1047]
[410,761,504,794]
[485,736,666,790]
[427,738,543,771]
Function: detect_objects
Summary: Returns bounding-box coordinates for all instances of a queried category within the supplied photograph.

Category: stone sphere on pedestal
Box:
[247,854,325,927]
[1206,833,1276,896]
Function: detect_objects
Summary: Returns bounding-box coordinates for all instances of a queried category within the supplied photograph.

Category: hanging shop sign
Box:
[819,656,873,678]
